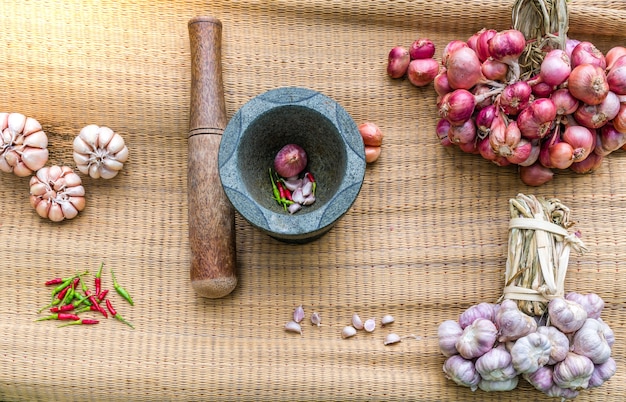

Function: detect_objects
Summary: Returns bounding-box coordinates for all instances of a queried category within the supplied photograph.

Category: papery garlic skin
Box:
[565,292,605,319]
[572,318,612,364]
[536,325,569,364]
[477,376,519,392]
[0,112,49,177]
[438,319,462,357]
[73,124,129,179]
[458,302,497,329]
[475,345,517,381]
[588,357,617,388]
[510,332,551,374]
[495,299,537,342]
[455,318,497,359]
[442,355,481,392]
[29,166,86,222]
[553,352,594,390]
[548,297,587,334]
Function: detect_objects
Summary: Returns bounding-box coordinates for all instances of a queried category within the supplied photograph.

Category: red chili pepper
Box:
[97,289,109,302]
[106,299,135,329]
[95,262,103,296]
[56,285,71,301]
[36,313,80,322]
[305,172,317,194]
[45,278,64,286]
[88,295,108,318]
[72,277,80,290]
[50,304,75,313]
[58,319,100,328]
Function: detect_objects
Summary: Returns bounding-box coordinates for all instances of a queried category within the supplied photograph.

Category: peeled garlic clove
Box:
[293,305,305,323]
[310,312,321,327]
[287,203,301,214]
[284,320,302,335]
[351,313,364,330]
[341,326,357,339]
[301,180,313,197]
[363,318,376,333]
[383,333,402,345]
[291,187,305,204]
[381,314,395,326]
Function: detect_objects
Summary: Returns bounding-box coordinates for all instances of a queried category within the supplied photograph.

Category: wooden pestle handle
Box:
[187,16,237,298]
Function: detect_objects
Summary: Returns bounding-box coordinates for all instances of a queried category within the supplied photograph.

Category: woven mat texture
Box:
[1,1,625,401]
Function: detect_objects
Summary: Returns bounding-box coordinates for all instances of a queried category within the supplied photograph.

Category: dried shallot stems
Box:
[501,194,587,316]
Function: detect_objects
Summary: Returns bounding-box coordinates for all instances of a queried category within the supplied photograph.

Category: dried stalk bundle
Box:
[501,194,588,316]
[512,0,569,80]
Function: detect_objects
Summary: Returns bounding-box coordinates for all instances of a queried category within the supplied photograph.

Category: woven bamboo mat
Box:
[0,1,625,401]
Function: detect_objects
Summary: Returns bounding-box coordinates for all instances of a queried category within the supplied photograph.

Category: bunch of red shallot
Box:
[388,27,626,186]
[438,293,616,398]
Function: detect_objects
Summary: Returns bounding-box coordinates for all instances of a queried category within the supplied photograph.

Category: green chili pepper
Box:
[111,269,134,306]
[71,293,92,307]
[269,168,281,204]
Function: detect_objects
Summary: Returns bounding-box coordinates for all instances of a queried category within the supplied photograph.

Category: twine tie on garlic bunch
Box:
[501,194,587,316]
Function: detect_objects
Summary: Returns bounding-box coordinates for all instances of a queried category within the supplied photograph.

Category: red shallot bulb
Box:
[570,41,606,69]
[606,55,626,95]
[448,119,476,145]
[0,112,49,177]
[387,46,410,79]
[568,64,609,106]
[273,144,308,178]
[364,146,382,163]
[436,119,453,147]
[481,59,508,81]
[409,38,435,60]
[444,46,483,90]
[595,123,626,156]
[499,81,532,115]
[438,89,476,125]
[471,84,494,110]
[73,125,129,179]
[565,39,581,59]
[433,68,452,97]
[573,91,620,129]
[441,40,468,66]
[517,98,557,140]
[487,29,526,64]
[520,162,554,186]
[475,104,497,137]
[570,152,603,174]
[531,81,555,98]
[539,49,571,87]
[551,88,579,116]
[29,165,86,222]
[562,125,595,162]
[612,102,626,133]
[407,58,440,87]
[475,29,497,62]
[358,122,384,146]
[507,138,533,165]
[606,47,626,71]
[549,141,575,169]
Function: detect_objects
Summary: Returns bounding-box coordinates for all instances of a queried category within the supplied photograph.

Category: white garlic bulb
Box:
[29,166,86,222]
[0,112,49,177]
[523,365,554,393]
[455,318,497,359]
[477,376,519,392]
[572,318,612,364]
[536,325,569,364]
[509,332,551,374]
[475,345,517,381]
[442,355,480,392]
[458,302,497,329]
[553,352,594,390]
[495,299,537,342]
[73,124,129,179]
[548,297,587,334]
[565,292,605,319]
[437,319,463,357]
[588,357,617,388]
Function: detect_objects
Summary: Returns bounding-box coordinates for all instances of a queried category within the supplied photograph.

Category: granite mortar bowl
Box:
[218,87,366,243]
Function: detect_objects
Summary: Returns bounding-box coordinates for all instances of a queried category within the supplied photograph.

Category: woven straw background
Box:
[0,1,625,401]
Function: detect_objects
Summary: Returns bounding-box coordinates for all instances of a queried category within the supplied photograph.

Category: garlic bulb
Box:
[437,319,462,357]
[455,318,497,359]
[510,332,551,374]
[0,112,49,177]
[523,365,554,393]
[588,357,617,388]
[598,318,615,347]
[565,292,605,319]
[543,384,580,399]
[458,302,497,329]
[536,325,569,364]
[73,124,129,179]
[442,355,480,392]
[495,299,537,342]
[548,297,587,334]
[29,166,86,222]
[553,352,594,390]
[475,345,517,381]
[572,318,612,364]
[477,376,519,392]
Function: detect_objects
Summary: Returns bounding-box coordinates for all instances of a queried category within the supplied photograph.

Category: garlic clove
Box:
[383,333,402,345]
[352,313,364,330]
[293,305,305,323]
[21,147,48,171]
[48,203,65,222]
[69,196,86,212]
[291,187,305,204]
[88,163,101,179]
[61,202,79,220]
[381,314,395,326]
[35,198,50,218]
[284,320,302,335]
[73,152,91,166]
[76,164,90,175]
[310,312,321,327]
[73,136,93,155]
[63,185,85,197]
[7,113,26,134]
[287,203,301,214]
[302,194,316,206]
[29,182,47,196]
[22,130,48,148]
[22,117,43,136]
[301,181,313,197]
[103,158,124,172]
[106,133,126,154]
[0,156,11,172]
[114,146,129,163]
[63,172,83,188]
[341,326,357,339]
[363,318,376,333]
[13,162,32,177]
[79,124,100,147]
[96,126,115,148]
[48,165,63,181]
[283,178,301,192]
